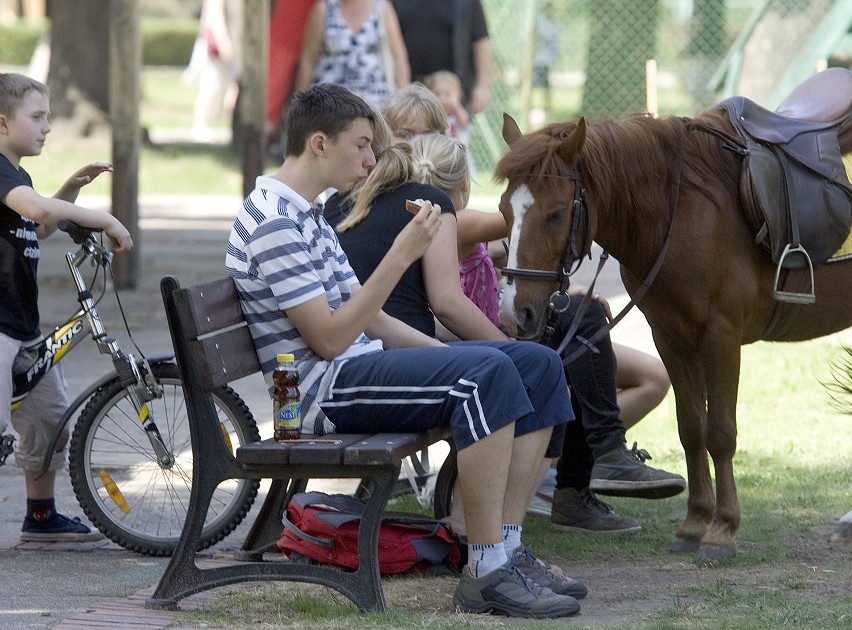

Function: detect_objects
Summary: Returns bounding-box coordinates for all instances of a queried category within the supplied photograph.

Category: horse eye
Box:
[547,206,567,222]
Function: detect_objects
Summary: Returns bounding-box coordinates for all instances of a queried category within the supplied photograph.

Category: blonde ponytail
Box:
[409,134,469,198]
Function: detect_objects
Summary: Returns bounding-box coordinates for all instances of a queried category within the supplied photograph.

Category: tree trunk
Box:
[581,0,659,120]
[685,0,727,112]
[47,0,111,135]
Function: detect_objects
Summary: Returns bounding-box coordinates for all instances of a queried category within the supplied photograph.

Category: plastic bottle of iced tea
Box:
[272,353,301,441]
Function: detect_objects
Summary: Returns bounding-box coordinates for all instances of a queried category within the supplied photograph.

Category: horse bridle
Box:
[498,163,681,364]
[499,168,593,341]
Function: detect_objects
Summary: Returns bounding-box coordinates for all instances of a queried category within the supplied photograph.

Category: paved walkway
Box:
[1,193,656,629]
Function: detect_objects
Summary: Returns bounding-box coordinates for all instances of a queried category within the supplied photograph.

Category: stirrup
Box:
[773,244,815,304]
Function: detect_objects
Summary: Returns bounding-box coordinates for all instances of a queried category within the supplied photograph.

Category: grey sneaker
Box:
[527,468,556,517]
[551,487,642,534]
[453,560,581,618]
[511,545,588,599]
[590,442,686,499]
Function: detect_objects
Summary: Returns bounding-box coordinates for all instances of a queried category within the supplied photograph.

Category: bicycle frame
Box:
[12,308,92,408]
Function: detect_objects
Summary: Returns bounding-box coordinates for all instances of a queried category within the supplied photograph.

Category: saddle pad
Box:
[830,157,852,261]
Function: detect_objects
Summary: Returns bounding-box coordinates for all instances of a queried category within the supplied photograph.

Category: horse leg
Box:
[696,339,742,561]
[655,341,716,552]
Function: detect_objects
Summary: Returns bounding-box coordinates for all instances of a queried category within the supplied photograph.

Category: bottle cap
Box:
[277,353,295,363]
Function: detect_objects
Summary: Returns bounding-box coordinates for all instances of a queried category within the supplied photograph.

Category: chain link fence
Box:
[471,0,851,173]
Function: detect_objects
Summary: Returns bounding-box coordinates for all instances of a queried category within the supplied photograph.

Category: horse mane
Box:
[494,111,741,225]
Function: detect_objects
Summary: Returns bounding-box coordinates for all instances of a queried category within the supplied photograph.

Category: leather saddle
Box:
[717,68,852,303]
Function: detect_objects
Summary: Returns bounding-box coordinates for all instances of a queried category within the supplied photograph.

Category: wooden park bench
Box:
[145,276,452,612]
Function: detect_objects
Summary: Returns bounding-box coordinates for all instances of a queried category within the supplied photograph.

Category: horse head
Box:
[495,113,594,339]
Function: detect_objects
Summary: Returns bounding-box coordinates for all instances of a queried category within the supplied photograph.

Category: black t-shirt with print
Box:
[0,153,40,340]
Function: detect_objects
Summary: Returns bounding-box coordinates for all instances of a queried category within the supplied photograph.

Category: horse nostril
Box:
[517,306,537,335]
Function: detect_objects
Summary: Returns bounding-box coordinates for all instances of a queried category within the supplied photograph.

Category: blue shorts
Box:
[320,340,573,451]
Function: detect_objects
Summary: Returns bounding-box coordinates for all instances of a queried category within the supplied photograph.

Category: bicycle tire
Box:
[68,362,261,556]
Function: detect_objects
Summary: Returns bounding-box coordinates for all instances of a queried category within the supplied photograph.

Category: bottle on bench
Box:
[273,353,302,441]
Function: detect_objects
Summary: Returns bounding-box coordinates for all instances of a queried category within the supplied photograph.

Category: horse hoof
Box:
[829,521,852,542]
[697,544,736,563]
[669,538,700,553]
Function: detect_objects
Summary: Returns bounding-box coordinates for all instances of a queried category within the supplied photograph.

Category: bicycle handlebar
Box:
[58,220,103,244]
[58,220,112,267]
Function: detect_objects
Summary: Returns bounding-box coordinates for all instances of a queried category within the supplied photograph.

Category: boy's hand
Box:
[394,200,441,263]
[105,219,133,252]
[67,162,113,188]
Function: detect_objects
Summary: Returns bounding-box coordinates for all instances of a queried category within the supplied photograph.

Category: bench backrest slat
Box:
[171,277,261,391]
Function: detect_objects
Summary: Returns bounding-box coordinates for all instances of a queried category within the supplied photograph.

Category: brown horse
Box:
[494,81,852,560]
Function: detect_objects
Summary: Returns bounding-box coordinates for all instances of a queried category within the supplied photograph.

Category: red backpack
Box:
[277,491,462,574]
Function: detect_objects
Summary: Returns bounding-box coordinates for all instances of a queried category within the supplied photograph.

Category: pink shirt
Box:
[459,242,501,328]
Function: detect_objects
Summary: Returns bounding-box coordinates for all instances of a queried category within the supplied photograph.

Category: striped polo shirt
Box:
[225,176,382,435]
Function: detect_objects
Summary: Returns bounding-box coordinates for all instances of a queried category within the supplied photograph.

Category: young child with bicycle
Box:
[0,73,133,542]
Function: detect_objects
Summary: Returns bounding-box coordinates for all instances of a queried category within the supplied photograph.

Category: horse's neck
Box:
[587,178,672,274]
[583,117,688,273]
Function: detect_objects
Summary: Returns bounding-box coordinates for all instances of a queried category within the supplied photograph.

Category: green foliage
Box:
[140,18,197,66]
[0,18,198,67]
[0,23,45,66]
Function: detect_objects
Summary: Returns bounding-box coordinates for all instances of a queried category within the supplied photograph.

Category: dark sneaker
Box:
[590,442,686,499]
[21,512,104,543]
[551,487,642,534]
[511,545,588,599]
[453,560,581,618]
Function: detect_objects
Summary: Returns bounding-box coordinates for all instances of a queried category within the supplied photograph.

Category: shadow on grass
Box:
[521,457,851,568]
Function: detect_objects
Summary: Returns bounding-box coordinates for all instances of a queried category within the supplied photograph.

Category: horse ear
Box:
[502,113,523,146]
[556,117,587,166]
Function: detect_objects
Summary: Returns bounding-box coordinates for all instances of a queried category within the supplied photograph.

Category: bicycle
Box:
[8,221,260,556]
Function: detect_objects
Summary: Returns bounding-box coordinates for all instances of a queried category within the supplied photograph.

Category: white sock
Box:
[468,542,508,577]
[502,523,522,557]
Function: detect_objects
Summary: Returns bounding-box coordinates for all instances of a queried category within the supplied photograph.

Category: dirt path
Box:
[375,525,851,626]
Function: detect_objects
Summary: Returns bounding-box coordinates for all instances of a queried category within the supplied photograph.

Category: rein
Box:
[500,162,682,366]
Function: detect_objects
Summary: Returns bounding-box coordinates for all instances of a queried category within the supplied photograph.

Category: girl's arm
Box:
[456,208,507,250]
[365,309,445,349]
[293,1,327,93]
[422,213,508,341]
[383,2,411,88]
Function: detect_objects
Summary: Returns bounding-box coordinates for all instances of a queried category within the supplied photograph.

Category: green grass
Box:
[178,339,852,629]
[23,67,247,198]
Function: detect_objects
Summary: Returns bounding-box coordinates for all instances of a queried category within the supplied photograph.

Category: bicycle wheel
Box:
[68,362,261,556]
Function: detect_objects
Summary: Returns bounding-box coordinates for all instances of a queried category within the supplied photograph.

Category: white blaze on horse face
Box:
[499,184,536,332]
